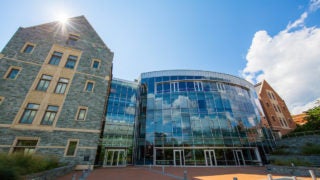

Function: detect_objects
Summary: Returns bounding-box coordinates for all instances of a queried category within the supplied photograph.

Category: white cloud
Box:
[309,0,320,11]
[242,3,320,115]
[286,12,308,31]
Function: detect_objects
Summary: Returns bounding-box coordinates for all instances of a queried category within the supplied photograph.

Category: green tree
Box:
[294,105,320,132]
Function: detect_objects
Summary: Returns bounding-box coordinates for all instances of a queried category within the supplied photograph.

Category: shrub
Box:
[271,159,312,167]
[0,153,60,178]
[270,149,288,155]
[301,144,320,155]
[0,164,19,180]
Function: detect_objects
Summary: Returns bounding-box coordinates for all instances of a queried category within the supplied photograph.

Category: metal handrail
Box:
[282,130,320,139]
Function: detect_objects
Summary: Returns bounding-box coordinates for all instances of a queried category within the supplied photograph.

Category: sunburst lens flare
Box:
[57,14,69,24]
[59,17,68,24]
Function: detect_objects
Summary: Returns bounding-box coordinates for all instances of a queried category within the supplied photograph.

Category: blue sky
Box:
[1,0,320,114]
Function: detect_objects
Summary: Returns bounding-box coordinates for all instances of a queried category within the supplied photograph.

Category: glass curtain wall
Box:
[102,78,138,167]
[136,70,265,166]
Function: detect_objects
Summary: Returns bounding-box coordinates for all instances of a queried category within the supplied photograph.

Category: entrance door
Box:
[103,149,126,167]
[204,150,217,166]
[233,150,245,166]
[173,150,184,166]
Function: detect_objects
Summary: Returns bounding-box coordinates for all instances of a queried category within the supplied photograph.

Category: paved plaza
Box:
[58,166,314,180]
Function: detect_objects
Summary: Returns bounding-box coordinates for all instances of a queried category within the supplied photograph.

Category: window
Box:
[277,105,281,113]
[0,96,4,105]
[91,59,100,69]
[171,82,179,92]
[85,81,94,92]
[41,105,59,125]
[156,83,162,93]
[65,140,78,156]
[67,33,80,46]
[19,103,39,124]
[76,107,87,121]
[186,82,194,91]
[21,42,36,54]
[49,51,63,65]
[36,75,52,91]
[273,104,278,112]
[23,44,35,53]
[65,55,78,69]
[217,83,225,92]
[194,81,203,91]
[13,139,38,154]
[279,117,288,127]
[55,78,69,94]
[5,67,21,79]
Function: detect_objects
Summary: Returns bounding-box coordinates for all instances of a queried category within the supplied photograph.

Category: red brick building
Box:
[255,80,296,138]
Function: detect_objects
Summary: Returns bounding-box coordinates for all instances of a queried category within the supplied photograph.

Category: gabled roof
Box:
[255,80,285,101]
[23,15,112,52]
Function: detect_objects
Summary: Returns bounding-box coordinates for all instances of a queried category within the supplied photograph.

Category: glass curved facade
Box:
[135,70,264,166]
[102,78,138,167]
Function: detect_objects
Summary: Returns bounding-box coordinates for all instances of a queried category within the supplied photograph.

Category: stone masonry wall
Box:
[0,16,113,167]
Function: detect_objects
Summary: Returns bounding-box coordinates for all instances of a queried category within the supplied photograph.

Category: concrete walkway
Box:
[58,166,314,180]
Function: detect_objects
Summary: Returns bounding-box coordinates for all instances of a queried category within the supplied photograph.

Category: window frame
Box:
[67,33,80,46]
[91,59,101,69]
[64,139,79,157]
[11,137,39,154]
[64,55,78,69]
[36,74,53,92]
[4,66,22,80]
[0,96,4,105]
[19,103,40,124]
[84,81,95,92]
[54,78,69,94]
[48,51,63,66]
[21,42,36,54]
[41,105,59,125]
[75,106,88,121]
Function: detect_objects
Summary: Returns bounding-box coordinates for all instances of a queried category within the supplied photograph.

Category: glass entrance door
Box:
[103,149,126,167]
[233,150,245,166]
[204,150,217,166]
[173,150,184,166]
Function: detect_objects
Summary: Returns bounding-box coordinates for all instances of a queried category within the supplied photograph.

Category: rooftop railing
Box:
[282,130,320,139]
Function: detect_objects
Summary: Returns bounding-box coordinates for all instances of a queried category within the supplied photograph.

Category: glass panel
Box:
[204,150,216,166]
[66,141,77,156]
[49,51,62,65]
[234,150,245,166]
[118,151,126,166]
[174,150,184,166]
[13,140,38,154]
[105,150,113,166]
[78,109,86,120]
[156,83,162,93]
[112,151,118,166]
[65,59,76,69]
[179,82,186,91]
[36,75,52,91]
[23,45,34,53]
[93,61,100,68]
[86,82,93,91]
[7,69,19,79]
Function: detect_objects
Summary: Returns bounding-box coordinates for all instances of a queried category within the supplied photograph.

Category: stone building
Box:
[255,80,296,138]
[0,16,113,169]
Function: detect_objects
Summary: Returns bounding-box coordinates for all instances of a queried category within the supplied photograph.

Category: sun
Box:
[56,14,69,24]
